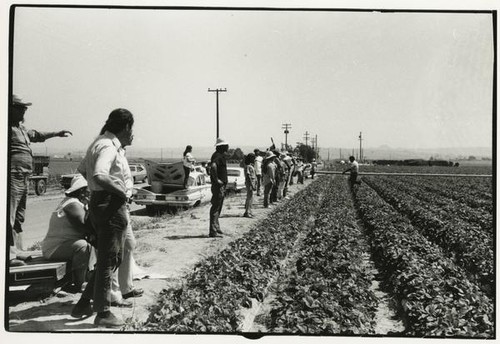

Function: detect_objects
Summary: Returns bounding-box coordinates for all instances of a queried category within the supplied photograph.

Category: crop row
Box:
[144,178,327,332]
[266,176,378,334]
[378,176,493,234]
[403,176,493,213]
[363,177,494,293]
[354,181,494,337]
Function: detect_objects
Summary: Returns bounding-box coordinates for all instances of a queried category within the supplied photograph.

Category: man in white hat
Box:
[9,94,72,266]
[209,138,229,237]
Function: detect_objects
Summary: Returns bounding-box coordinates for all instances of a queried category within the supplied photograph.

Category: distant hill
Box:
[32,145,492,162]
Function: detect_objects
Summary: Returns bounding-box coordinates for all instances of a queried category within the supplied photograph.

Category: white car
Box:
[129,163,147,183]
[133,171,211,210]
[226,167,246,192]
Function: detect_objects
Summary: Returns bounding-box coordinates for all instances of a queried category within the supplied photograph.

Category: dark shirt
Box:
[10,124,49,173]
[210,151,228,185]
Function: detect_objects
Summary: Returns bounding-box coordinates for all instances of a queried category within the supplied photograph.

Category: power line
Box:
[282,123,292,148]
[303,131,310,146]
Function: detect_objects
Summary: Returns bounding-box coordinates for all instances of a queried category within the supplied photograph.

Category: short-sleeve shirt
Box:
[183,152,195,169]
[78,131,129,192]
[349,161,359,174]
[10,124,51,173]
[210,151,227,184]
[254,156,263,175]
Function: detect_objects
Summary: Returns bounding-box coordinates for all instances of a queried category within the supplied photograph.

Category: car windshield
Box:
[227,169,241,177]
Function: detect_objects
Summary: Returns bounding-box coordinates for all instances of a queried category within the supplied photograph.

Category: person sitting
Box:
[41,174,93,290]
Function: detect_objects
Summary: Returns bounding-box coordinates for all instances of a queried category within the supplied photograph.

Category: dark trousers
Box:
[183,166,190,188]
[209,185,225,235]
[82,191,127,313]
[9,173,29,248]
[349,172,361,189]
[263,183,273,207]
[256,174,262,195]
[270,178,280,203]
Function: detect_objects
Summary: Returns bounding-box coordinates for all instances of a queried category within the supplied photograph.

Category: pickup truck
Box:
[133,160,211,211]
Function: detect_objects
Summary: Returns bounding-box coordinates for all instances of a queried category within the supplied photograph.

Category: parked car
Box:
[226,167,246,192]
[133,170,211,210]
[130,163,147,183]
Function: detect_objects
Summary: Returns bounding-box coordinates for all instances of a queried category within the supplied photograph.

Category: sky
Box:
[10,5,495,155]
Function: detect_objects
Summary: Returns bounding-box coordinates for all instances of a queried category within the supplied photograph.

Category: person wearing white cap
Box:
[9,94,73,266]
[41,174,92,290]
[209,138,229,237]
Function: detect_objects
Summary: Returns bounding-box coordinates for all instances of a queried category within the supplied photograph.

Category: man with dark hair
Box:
[253,148,263,196]
[209,138,229,238]
[343,155,362,190]
[72,108,135,328]
[9,94,72,266]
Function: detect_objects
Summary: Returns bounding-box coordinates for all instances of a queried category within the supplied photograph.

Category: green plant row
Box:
[143,178,327,332]
[363,177,494,292]
[354,182,493,338]
[403,176,492,214]
[380,176,493,234]
[266,176,378,335]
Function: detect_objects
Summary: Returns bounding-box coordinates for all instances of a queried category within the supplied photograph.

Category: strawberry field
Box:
[143,171,494,338]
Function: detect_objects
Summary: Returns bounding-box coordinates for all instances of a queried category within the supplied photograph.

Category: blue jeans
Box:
[9,173,29,248]
[82,191,127,313]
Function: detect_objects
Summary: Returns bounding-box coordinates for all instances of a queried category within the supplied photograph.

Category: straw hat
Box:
[12,94,32,107]
[215,138,229,146]
[65,174,88,195]
[265,151,275,160]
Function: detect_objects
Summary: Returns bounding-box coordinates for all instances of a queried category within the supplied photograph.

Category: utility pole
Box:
[208,88,227,139]
[359,132,363,163]
[303,131,310,146]
[315,134,318,158]
[282,123,292,149]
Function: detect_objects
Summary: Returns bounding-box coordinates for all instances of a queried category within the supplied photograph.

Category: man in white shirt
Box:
[253,149,263,196]
[343,156,362,190]
[72,108,134,328]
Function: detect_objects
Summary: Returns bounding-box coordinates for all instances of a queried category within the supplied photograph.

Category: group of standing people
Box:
[9,96,143,328]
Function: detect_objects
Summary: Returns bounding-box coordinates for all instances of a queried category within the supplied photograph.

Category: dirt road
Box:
[7,179,313,332]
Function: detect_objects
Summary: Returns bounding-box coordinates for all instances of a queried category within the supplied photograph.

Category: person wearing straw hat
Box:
[209,138,229,237]
[41,174,92,290]
[9,94,72,266]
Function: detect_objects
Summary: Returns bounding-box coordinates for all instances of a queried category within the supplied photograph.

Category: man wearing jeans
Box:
[209,138,229,238]
[9,94,72,266]
[72,108,134,328]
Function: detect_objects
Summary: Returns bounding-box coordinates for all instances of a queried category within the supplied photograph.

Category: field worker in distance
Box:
[253,149,263,196]
[276,151,288,200]
[343,155,362,190]
[209,138,229,238]
[9,94,72,266]
[282,152,293,197]
[243,152,257,218]
[311,158,318,179]
[270,150,282,203]
[182,145,196,189]
[262,151,277,208]
[74,108,134,328]
[296,158,305,184]
[41,174,92,291]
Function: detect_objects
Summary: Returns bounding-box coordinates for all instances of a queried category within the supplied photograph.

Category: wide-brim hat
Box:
[215,138,229,146]
[265,151,275,160]
[12,94,32,107]
[65,174,88,195]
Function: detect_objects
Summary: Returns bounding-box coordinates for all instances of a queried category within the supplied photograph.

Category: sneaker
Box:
[122,288,144,299]
[71,299,93,318]
[94,312,124,328]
